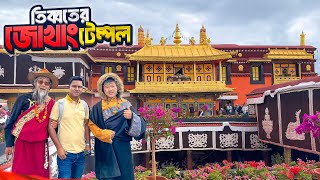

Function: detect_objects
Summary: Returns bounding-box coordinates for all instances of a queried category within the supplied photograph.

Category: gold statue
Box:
[144,31,153,46]
[189,37,195,45]
[206,37,211,44]
[160,37,166,45]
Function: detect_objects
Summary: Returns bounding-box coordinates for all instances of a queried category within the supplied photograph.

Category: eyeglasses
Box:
[38,80,51,86]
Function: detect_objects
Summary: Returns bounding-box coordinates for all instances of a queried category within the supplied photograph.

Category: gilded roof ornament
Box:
[138,25,144,32]
[160,37,166,46]
[144,31,153,46]
[189,37,196,45]
[300,31,305,46]
[207,37,211,44]
[173,23,182,46]
[200,25,207,45]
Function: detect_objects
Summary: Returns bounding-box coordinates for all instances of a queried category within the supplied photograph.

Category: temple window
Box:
[222,66,227,81]
[206,75,211,81]
[274,64,297,77]
[156,76,161,82]
[147,75,152,82]
[105,66,112,73]
[174,67,183,75]
[197,76,201,81]
[250,63,264,84]
[127,66,134,82]
[252,66,260,81]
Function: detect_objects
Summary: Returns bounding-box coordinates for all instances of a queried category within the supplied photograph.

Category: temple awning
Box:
[264,49,314,60]
[129,81,233,94]
[128,45,232,62]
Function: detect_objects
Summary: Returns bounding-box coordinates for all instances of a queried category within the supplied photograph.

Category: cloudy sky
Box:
[1,0,319,72]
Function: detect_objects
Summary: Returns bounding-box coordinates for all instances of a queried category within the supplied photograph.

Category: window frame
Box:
[250,63,265,84]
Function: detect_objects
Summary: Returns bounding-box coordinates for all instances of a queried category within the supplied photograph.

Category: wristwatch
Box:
[85,143,90,146]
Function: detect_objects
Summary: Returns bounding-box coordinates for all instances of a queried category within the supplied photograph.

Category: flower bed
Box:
[83,159,320,180]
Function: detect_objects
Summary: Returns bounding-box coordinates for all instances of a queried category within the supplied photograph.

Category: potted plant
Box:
[138,105,181,180]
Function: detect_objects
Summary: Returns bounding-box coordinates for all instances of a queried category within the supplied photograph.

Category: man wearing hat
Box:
[4,68,58,178]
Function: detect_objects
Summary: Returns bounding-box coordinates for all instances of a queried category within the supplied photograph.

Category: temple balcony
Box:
[274,76,301,84]
[129,81,233,94]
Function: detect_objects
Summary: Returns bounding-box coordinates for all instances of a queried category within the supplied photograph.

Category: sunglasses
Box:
[38,80,51,86]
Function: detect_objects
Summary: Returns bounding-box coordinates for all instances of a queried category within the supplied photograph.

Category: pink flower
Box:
[202,104,208,111]
[138,105,180,140]
[171,107,181,113]
[169,126,176,134]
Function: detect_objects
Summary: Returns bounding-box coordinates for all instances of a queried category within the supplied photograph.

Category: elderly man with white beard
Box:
[4,68,58,178]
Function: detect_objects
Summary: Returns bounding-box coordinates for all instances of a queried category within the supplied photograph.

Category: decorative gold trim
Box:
[93,59,130,63]
[264,49,314,60]
[238,65,244,71]
[247,59,271,62]
[226,59,237,62]
[229,50,238,56]
[306,64,311,71]
[274,77,301,84]
[128,45,232,62]
[129,81,233,93]
[129,54,232,62]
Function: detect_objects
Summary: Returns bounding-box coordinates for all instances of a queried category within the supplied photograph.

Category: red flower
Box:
[289,166,301,176]
[248,161,257,167]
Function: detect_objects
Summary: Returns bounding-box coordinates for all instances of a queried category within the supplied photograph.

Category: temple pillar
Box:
[137,61,140,82]
[187,150,192,170]
[213,100,218,115]
[213,63,216,81]
[193,63,196,81]
[227,150,232,162]
[163,63,166,82]
[284,147,292,164]
[146,152,151,169]
[219,61,222,81]
[298,63,302,79]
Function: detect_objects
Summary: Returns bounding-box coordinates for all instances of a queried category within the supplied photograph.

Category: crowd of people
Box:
[3,69,146,179]
[218,103,249,116]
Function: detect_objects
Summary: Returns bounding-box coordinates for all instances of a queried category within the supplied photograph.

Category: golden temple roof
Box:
[129,81,233,94]
[128,45,232,62]
[264,49,314,60]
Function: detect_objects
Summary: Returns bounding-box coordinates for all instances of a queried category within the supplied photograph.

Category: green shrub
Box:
[160,166,180,179]
[271,153,284,165]
[207,170,223,180]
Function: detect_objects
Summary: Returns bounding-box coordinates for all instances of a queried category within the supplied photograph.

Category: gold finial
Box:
[189,37,195,45]
[300,31,305,46]
[138,25,145,46]
[138,25,143,31]
[206,37,211,44]
[173,23,182,46]
[160,37,166,46]
[144,31,153,46]
[200,24,207,45]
